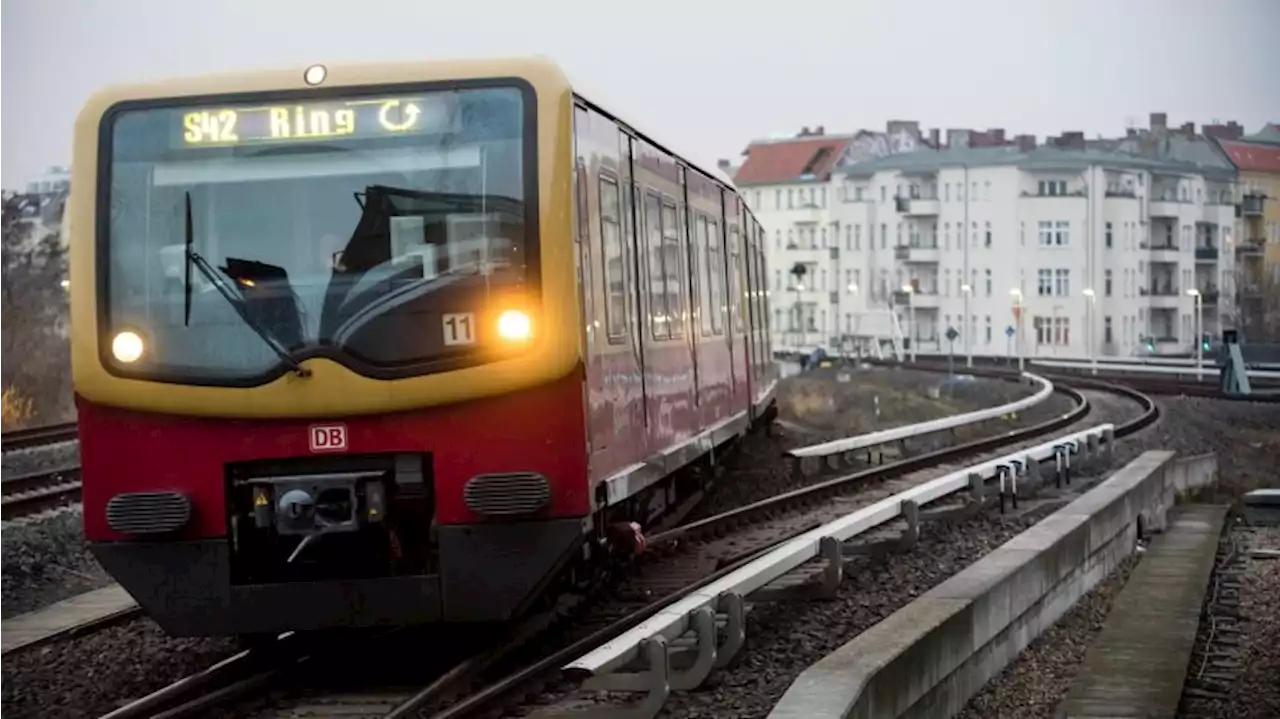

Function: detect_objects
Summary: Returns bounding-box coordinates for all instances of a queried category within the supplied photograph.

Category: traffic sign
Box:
[945,326,959,341]
[1005,325,1016,338]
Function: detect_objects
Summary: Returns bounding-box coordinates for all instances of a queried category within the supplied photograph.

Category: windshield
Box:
[102,84,535,384]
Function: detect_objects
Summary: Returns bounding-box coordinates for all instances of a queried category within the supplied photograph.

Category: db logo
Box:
[309,424,348,453]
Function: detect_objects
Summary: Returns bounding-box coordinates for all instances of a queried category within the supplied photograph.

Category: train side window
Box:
[644,190,668,340]
[697,215,711,336]
[661,200,684,339]
[598,175,626,342]
[707,218,724,335]
[729,225,744,334]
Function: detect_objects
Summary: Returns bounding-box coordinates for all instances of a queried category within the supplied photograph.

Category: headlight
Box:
[496,310,532,342]
[112,331,145,363]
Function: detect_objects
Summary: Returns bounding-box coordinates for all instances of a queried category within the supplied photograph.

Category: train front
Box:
[67,60,589,638]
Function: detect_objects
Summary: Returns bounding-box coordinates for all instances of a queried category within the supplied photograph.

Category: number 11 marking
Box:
[442,313,476,346]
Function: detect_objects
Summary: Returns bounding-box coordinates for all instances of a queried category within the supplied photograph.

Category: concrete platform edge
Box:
[767,449,1213,719]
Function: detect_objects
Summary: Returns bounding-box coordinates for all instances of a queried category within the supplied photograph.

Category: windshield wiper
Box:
[182,192,311,378]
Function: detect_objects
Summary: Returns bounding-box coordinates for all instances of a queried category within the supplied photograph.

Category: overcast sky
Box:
[3,0,1278,188]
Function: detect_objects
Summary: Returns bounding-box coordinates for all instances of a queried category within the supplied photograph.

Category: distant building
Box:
[5,166,70,248]
[736,115,1252,360]
[1215,125,1280,341]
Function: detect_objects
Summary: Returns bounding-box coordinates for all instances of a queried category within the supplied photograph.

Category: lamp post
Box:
[846,283,859,362]
[960,283,973,367]
[1082,288,1097,375]
[1009,287,1025,372]
[901,284,916,363]
[1186,288,1203,379]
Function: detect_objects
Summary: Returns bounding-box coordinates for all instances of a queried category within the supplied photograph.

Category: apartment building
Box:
[1217,125,1280,341]
[735,119,1242,360]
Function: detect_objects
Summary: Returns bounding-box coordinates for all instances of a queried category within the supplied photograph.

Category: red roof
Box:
[734,135,853,185]
[1219,140,1280,174]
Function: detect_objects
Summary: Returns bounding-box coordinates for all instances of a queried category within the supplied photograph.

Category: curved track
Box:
[93,375,1157,719]
[1,465,83,522]
[1,422,79,453]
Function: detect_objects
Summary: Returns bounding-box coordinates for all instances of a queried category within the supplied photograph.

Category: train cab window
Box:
[643,191,668,340]
[99,85,535,384]
[661,200,684,339]
[706,219,724,335]
[598,176,626,342]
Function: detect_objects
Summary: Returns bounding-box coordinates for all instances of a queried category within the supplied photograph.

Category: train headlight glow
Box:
[496,310,532,342]
[112,331,145,363]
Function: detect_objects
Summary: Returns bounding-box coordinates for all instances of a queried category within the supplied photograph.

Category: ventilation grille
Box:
[106,492,191,534]
[463,473,550,517]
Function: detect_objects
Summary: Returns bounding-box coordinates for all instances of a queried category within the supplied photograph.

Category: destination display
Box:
[178,95,453,147]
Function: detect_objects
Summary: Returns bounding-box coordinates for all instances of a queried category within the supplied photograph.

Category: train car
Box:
[68,56,777,639]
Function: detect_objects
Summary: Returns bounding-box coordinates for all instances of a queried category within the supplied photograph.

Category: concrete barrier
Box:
[768,449,1219,719]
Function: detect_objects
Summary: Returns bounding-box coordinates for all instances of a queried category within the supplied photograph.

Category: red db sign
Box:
[309,424,348,453]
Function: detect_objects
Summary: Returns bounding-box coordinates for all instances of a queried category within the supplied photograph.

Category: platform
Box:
[1,583,140,655]
[1054,503,1228,719]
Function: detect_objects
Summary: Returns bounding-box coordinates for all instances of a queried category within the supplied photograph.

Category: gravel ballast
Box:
[1,510,112,619]
[1,617,239,719]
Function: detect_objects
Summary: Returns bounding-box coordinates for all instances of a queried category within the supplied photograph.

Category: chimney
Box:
[1203,122,1245,141]
[929,128,941,147]
[991,128,1006,144]
[1062,131,1085,149]
[717,159,731,171]
[1126,128,1138,138]
[1180,121,1196,136]
[814,125,825,136]
[799,126,811,137]
[1015,134,1035,152]
[1150,112,1167,130]
[947,129,971,149]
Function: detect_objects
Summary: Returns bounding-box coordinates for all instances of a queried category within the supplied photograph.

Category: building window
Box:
[1054,268,1070,297]
[1104,316,1113,344]
[985,269,993,297]
[985,316,992,344]
[1105,222,1113,249]
[854,224,861,250]
[985,222,992,248]
[880,186,887,202]
[880,224,887,249]
[1053,317,1070,346]
[1038,220,1069,246]
[1038,180,1067,196]
[820,227,828,247]
[1037,269,1053,296]
[1104,269,1113,297]
[944,183,950,202]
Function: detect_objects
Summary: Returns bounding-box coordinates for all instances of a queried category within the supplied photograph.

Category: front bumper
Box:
[90,518,584,636]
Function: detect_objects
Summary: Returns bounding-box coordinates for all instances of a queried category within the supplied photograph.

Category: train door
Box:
[621,133,651,432]
[679,166,701,408]
[572,105,608,457]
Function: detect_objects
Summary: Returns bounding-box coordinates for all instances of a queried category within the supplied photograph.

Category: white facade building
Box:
[737,133,1239,361]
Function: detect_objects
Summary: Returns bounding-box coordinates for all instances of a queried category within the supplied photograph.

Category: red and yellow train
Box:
[68,56,776,638]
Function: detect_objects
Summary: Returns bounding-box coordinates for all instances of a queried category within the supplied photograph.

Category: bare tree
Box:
[2,193,73,427]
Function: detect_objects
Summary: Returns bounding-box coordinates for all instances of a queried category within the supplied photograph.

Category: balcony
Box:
[1193,289,1219,306]
[893,244,941,264]
[1142,242,1181,263]
[1201,203,1235,226]
[892,289,940,309]
[1149,200,1184,218]
[1141,284,1182,308]
[791,203,825,225]
[1194,246,1219,262]
[1236,237,1266,257]
[1242,193,1265,217]
[894,196,941,216]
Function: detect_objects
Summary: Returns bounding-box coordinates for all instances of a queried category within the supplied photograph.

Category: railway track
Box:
[95,376,1156,719]
[2,465,83,521]
[2,421,79,453]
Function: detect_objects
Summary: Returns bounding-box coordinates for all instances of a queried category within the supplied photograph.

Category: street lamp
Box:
[960,283,973,367]
[1009,287,1025,372]
[1186,288,1203,379]
[1082,288,1097,375]
[901,284,916,363]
